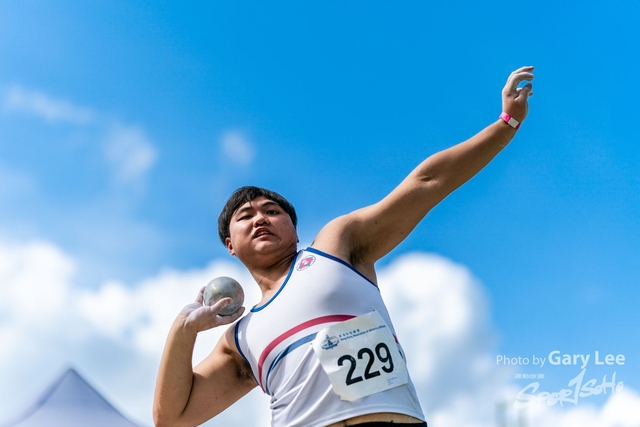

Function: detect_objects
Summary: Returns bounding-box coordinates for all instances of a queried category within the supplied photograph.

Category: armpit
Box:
[233,352,258,385]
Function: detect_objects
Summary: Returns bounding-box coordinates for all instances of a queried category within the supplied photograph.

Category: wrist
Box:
[173,315,200,337]
[499,112,521,130]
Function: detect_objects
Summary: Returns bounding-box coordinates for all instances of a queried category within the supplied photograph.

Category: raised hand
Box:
[178,286,245,333]
[502,66,534,123]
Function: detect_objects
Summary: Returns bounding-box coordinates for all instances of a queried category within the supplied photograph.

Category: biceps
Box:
[180,353,257,426]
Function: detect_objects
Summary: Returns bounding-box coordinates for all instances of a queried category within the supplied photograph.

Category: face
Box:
[225,196,298,264]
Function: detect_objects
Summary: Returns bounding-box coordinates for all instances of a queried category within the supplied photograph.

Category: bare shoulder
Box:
[312,214,377,283]
[314,179,431,269]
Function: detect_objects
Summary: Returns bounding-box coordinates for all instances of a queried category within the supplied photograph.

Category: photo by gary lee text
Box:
[496,350,625,370]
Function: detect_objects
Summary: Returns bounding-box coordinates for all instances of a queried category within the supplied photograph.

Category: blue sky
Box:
[1,1,639,426]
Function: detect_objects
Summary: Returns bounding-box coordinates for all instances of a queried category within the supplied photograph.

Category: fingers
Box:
[195,286,205,304]
[506,73,534,93]
[505,66,535,94]
[512,65,534,74]
[518,83,533,98]
[180,293,245,333]
[209,297,244,317]
[205,297,245,326]
[208,297,232,312]
[216,306,246,326]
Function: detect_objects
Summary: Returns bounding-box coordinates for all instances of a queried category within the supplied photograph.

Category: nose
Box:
[253,211,270,226]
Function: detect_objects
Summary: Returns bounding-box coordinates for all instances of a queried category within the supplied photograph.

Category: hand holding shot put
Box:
[178,279,245,333]
[154,67,534,427]
[203,277,245,316]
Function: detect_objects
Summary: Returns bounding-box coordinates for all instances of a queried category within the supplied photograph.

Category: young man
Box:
[154,66,534,427]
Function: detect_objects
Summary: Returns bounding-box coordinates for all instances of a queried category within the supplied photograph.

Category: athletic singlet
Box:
[234,248,425,427]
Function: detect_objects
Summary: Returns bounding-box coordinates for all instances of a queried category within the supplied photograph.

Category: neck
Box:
[245,248,298,300]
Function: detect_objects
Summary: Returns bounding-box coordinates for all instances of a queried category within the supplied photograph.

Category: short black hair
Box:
[217,186,297,245]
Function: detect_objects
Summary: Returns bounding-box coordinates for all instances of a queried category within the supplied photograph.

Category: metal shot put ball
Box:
[203,277,244,316]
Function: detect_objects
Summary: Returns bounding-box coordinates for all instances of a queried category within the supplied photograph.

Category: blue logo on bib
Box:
[320,335,339,350]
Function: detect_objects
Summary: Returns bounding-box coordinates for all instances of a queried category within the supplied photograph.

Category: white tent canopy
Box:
[2,368,144,427]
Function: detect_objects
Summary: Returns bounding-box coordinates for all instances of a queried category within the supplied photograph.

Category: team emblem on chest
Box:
[297,255,316,271]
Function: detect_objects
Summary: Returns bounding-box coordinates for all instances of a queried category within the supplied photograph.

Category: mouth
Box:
[253,228,273,239]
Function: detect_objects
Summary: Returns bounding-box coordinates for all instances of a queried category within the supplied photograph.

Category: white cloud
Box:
[0,238,270,426]
[76,260,262,358]
[2,84,97,124]
[381,253,640,427]
[1,84,158,190]
[105,125,158,186]
[0,240,87,415]
[1,242,637,427]
[514,387,640,427]
[378,253,508,426]
[220,130,255,166]
[0,240,76,325]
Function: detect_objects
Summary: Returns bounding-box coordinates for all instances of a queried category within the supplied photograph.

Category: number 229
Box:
[337,342,394,386]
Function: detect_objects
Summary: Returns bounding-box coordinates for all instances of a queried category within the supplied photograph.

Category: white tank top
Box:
[234,248,425,427]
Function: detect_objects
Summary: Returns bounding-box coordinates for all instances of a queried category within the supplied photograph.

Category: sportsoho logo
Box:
[496,350,626,408]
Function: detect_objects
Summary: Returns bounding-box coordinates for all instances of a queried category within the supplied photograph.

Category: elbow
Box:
[418,172,434,185]
[415,165,443,189]
[153,411,194,427]
[408,173,453,211]
[154,416,182,427]
[152,400,164,427]
[153,407,179,427]
[152,408,166,427]
[416,173,446,196]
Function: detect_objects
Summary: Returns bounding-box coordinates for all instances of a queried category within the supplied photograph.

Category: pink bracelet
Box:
[500,112,521,130]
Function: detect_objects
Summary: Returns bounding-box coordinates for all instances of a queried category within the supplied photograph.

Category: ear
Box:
[225,237,236,256]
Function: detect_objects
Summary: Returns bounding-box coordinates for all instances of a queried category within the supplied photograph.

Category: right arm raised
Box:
[153,290,256,427]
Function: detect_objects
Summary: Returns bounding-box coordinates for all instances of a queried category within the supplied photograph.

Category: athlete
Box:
[154,66,534,427]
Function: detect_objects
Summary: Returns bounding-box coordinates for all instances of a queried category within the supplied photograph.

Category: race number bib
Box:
[311,311,408,401]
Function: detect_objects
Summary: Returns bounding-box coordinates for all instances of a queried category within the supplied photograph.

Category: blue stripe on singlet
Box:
[305,247,378,289]
[234,318,259,384]
[263,332,318,395]
[251,250,299,312]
